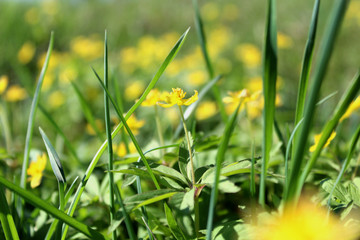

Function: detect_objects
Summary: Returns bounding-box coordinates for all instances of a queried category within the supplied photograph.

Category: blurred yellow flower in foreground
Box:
[340,96,360,122]
[141,89,164,107]
[125,81,145,101]
[235,44,261,68]
[4,85,27,102]
[27,153,47,188]
[309,131,336,153]
[18,42,36,64]
[195,101,217,121]
[277,32,293,49]
[254,201,358,240]
[157,88,198,108]
[0,75,9,94]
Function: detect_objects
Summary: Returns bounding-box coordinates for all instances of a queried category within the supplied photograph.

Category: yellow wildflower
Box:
[235,44,261,68]
[201,2,219,21]
[223,89,252,114]
[112,115,145,135]
[221,4,239,21]
[4,85,27,102]
[141,89,164,107]
[27,153,47,188]
[309,131,336,152]
[0,75,9,94]
[277,32,293,49]
[254,201,358,240]
[48,91,65,109]
[18,42,36,64]
[70,35,103,60]
[24,7,40,25]
[125,80,145,101]
[340,96,360,122]
[114,142,136,157]
[195,101,217,121]
[157,88,198,108]
[187,70,207,86]
[85,119,104,136]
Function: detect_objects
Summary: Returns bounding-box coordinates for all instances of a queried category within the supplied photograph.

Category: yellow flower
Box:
[277,32,293,49]
[24,7,40,25]
[27,153,47,188]
[221,4,239,21]
[254,201,358,240]
[195,101,217,121]
[85,119,104,136]
[141,89,164,107]
[48,91,65,109]
[157,88,198,108]
[114,142,136,157]
[18,42,36,64]
[309,131,336,152]
[187,70,207,86]
[70,35,103,60]
[201,2,219,21]
[0,75,9,95]
[125,80,145,101]
[112,115,145,135]
[223,89,252,114]
[4,85,27,102]
[340,96,360,122]
[235,43,261,68]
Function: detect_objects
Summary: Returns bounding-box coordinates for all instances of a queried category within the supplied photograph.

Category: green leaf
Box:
[0,186,19,240]
[133,192,177,211]
[164,202,186,240]
[39,127,66,184]
[321,179,349,203]
[259,0,277,207]
[124,189,177,205]
[348,183,360,207]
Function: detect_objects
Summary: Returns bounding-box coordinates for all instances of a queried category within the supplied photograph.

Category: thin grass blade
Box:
[0,187,19,240]
[259,0,277,207]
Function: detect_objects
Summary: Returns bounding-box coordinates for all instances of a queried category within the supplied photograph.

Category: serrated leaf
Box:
[321,179,349,203]
[348,183,360,206]
[180,188,195,212]
[39,127,66,184]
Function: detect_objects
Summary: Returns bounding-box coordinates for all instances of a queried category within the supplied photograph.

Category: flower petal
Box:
[183,90,198,106]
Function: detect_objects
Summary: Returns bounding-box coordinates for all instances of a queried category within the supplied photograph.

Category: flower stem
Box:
[154,105,166,159]
[178,106,196,187]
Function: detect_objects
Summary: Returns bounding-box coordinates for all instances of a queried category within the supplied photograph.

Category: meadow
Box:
[0,0,360,239]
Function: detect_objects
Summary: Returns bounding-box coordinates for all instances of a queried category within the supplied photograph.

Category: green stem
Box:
[154,105,165,158]
[178,106,195,187]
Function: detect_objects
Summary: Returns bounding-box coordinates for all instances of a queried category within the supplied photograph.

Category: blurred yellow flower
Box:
[254,201,357,240]
[157,88,198,108]
[27,153,47,189]
[222,4,239,21]
[125,81,145,101]
[235,44,261,68]
[277,32,293,49]
[4,85,27,102]
[0,75,9,94]
[59,65,78,84]
[201,2,219,21]
[114,142,136,157]
[340,96,360,122]
[86,119,104,136]
[309,131,336,153]
[223,89,252,114]
[18,42,36,64]
[70,36,103,60]
[25,7,40,25]
[112,115,145,135]
[48,91,65,109]
[187,70,207,86]
[141,89,164,107]
[195,101,217,121]
[208,26,231,58]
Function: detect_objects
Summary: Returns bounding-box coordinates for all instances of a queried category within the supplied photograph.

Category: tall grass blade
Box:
[206,103,241,240]
[297,71,360,196]
[18,32,54,218]
[61,28,190,238]
[0,176,109,240]
[0,187,19,240]
[259,0,277,207]
[192,0,227,122]
[285,0,350,202]
[103,30,117,240]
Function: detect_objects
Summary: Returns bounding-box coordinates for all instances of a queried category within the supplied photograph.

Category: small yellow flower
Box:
[125,80,145,101]
[277,32,293,49]
[157,88,198,108]
[141,89,164,107]
[254,201,358,240]
[114,142,136,157]
[340,96,360,122]
[195,101,217,121]
[187,70,207,86]
[85,119,104,136]
[223,89,253,114]
[18,42,36,64]
[112,115,145,135]
[309,131,336,152]
[0,75,9,95]
[27,153,47,188]
[70,35,103,60]
[4,85,27,102]
[48,91,65,109]
[235,44,261,68]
